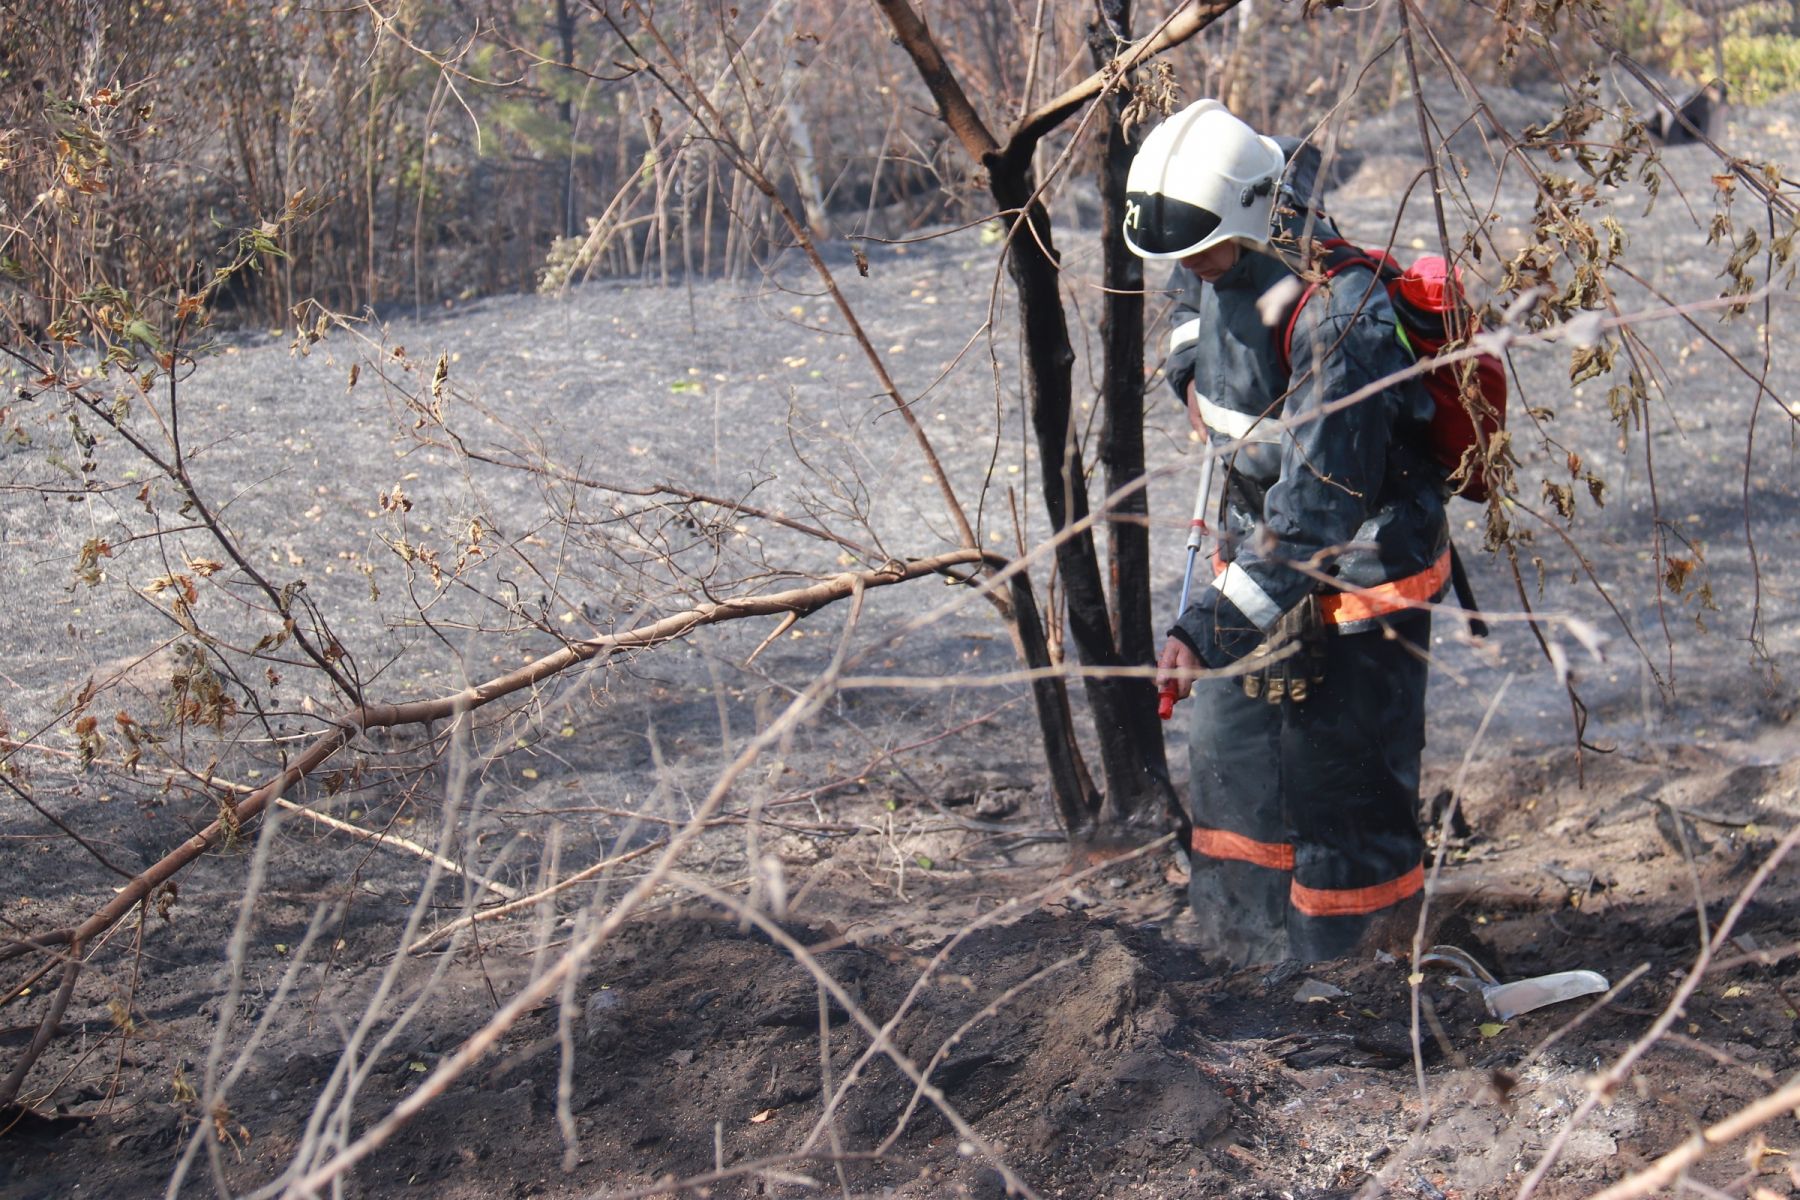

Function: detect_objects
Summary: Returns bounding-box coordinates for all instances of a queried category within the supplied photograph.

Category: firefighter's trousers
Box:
[1184,611,1430,966]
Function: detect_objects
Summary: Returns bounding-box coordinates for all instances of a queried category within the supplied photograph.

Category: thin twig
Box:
[278,573,876,1197]
[1585,1071,1800,1200]
[0,939,82,1110]
[1516,824,1800,1199]
[273,798,520,901]
[406,838,668,955]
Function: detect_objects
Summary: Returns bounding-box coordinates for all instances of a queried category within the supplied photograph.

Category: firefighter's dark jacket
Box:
[1164,139,1449,668]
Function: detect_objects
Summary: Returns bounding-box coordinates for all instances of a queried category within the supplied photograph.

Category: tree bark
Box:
[555,0,579,239]
[1088,0,1177,828]
[873,0,1236,839]
[990,173,1171,833]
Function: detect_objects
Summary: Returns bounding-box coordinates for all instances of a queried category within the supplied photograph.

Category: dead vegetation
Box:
[3,1,1800,1197]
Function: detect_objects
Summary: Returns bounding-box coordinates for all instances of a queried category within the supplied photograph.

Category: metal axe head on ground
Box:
[1419,944,1610,1022]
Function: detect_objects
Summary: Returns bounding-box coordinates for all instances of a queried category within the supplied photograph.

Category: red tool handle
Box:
[1157,682,1177,721]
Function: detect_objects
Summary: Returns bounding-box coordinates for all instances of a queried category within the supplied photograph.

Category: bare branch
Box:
[1007,0,1239,162]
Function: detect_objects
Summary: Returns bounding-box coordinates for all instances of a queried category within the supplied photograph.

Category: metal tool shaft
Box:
[1159,452,1216,720]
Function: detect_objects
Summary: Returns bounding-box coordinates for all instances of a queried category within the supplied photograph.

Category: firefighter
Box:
[1126,100,1452,965]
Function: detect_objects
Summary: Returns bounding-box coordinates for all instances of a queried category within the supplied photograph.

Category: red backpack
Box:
[1274,239,1507,503]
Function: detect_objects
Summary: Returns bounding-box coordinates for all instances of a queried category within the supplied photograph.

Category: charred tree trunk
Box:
[1014,566,1103,840]
[1093,1,1141,643]
[1088,1,1170,814]
[870,0,1239,844]
[598,0,1105,839]
[555,0,579,240]
[992,169,1176,837]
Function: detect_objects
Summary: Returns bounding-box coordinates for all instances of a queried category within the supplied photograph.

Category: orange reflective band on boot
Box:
[1190,827,1295,871]
[1318,549,1451,626]
[1289,863,1424,918]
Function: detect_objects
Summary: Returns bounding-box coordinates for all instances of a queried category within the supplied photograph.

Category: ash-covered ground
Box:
[2,83,1798,1199]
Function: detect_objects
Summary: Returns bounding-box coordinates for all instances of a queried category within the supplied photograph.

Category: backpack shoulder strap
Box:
[1275,238,1384,376]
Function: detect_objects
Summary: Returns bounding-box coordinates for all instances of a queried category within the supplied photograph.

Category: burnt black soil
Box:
[7,740,1800,1200]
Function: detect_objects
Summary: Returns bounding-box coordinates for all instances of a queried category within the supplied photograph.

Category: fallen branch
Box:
[0,550,982,967]
[0,551,987,1113]
[0,725,356,968]
[278,577,876,1196]
[0,938,83,1112]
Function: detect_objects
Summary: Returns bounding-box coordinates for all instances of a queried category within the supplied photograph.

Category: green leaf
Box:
[914,855,934,870]
[1479,1022,1507,1038]
[124,318,164,351]
[669,380,702,394]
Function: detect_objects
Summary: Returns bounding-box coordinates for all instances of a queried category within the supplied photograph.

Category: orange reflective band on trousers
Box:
[1289,864,1425,918]
[1189,827,1294,871]
[1318,549,1451,626]
[1190,828,1424,918]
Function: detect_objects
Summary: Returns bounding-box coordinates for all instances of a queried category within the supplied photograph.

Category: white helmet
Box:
[1123,99,1286,260]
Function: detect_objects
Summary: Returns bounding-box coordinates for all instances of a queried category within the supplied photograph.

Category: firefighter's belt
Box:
[1239,595,1326,704]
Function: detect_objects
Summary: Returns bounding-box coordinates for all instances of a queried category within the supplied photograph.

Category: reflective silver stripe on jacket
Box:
[1194,392,1281,444]
[1169,318,1202,354]
[1216,562,1284,630]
